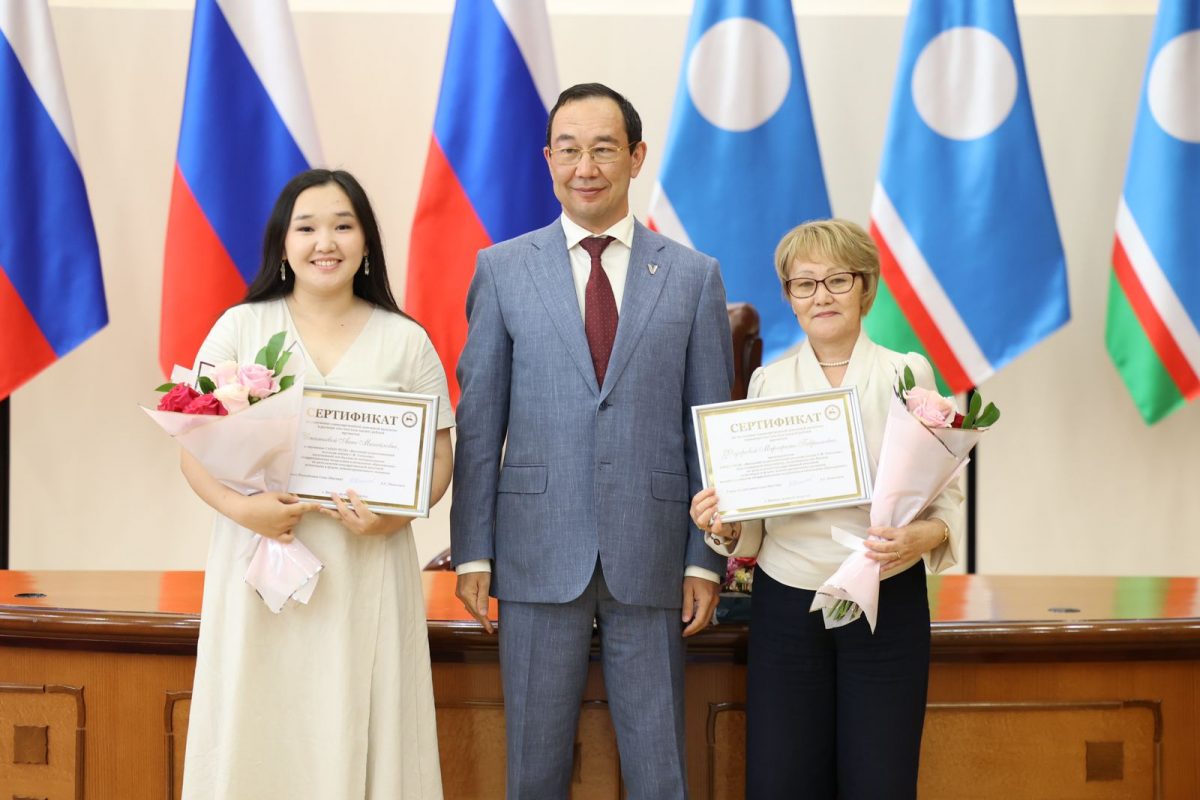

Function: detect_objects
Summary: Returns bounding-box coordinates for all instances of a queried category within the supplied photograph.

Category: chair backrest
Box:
[727,302,762,402]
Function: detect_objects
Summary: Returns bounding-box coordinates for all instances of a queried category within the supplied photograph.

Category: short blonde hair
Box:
[773,219,880,314]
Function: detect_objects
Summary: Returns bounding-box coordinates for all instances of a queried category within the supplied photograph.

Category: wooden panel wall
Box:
[1,641,1198,798]
[0,647,194,800]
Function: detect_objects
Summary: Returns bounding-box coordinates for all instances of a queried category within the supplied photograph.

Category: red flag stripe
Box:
[1112,235,1200,400]
[405,138,494,406]
[870,221,973,392]
[159,166,248,376]
[0,264,58,399]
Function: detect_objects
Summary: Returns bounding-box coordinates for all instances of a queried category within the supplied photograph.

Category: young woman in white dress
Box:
[180,169,454,799]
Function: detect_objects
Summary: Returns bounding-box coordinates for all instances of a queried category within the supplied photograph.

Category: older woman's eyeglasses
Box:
[785,272,858,299]
[548,143,638,166]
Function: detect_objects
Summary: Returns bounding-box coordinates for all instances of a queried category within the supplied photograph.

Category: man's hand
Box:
[455,571,495,634]
[681,575,720,637]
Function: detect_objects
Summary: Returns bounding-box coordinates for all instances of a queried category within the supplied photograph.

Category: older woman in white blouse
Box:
[690,219,963,800]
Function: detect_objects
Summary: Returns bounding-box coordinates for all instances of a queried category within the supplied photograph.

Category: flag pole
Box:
[966,388,977,574]
[1,398,9,569]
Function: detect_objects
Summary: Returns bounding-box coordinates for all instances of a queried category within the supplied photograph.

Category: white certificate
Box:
[288,386,439,517]
[692,387,872,522]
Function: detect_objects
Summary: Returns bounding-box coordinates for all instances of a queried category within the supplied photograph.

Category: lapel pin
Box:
[647,263,659,275]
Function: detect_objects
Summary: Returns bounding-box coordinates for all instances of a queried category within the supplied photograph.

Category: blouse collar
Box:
[795,328,876,391]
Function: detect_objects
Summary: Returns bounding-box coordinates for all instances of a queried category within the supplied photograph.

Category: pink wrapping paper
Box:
[142,359,324,613]
[810,393,982,631]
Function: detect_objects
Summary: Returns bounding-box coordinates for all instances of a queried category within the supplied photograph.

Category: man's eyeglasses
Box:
[785,272,859,299]
[548,142,639,166]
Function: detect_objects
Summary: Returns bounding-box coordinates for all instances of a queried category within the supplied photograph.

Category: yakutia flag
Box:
[0,1,107,400]
[160,0,321,376]
[1106,1,1200,425]
[649,0,829,362]
[866,0,1068,393]
[407,0,559,405]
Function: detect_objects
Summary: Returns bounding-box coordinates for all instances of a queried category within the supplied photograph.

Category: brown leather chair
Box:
[423,302,764,570]
[726,302,762,402]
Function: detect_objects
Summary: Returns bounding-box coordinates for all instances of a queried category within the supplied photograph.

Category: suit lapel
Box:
[602,221,670,399]
[525,222,600,394]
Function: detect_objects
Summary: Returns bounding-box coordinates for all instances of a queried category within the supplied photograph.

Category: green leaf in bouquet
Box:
[255,345,269,366]
[263,330,286,371]
[831,599,855,621]
[272,349,292,377]
[155,382,176,392]
[279,374,296,392]
[903,365,916,391]
[197,376,216,395]
[962,391,982,427]
[974,403,1000,429]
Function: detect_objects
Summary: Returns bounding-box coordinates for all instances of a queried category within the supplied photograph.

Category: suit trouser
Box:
[745,564,931,800]
[499,562,688,800]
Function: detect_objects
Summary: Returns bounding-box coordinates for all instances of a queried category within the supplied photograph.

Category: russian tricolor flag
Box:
[0,1,107,400]
[865,0,1069,393]
[407,0,559,405]
[160,0,321,376]
[649,0,830,363]
[1106,0,1200,425]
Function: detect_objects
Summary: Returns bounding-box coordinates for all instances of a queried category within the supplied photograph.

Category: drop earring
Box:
[363,254,370,276]
[280,259,288,281]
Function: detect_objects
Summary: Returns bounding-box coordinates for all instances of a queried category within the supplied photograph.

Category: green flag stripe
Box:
[1105,271,1184,425]
[865,279,954,395]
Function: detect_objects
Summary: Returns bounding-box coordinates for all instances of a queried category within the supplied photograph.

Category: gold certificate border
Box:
[694,387,869,519]
[295,387,434,513]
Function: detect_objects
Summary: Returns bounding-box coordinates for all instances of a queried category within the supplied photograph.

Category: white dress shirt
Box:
[561,211,635,315]
[458,213,720,585]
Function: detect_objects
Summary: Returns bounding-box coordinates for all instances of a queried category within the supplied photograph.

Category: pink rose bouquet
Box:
[810,367,999,631]
[154,332,293,416]
[903,386,957,428]
[142,331,323,613]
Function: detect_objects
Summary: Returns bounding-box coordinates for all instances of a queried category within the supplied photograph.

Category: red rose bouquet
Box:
[142,332,323,613]
[809,367,999,631]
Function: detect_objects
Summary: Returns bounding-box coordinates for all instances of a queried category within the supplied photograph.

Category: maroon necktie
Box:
[580,236,618,387]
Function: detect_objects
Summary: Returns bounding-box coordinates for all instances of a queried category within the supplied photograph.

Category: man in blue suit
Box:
[451,83,733,799]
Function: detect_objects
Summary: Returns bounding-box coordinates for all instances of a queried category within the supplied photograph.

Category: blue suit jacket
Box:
[451,219,733,608]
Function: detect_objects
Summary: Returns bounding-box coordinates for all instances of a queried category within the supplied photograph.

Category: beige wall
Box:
[11,1,1197,577]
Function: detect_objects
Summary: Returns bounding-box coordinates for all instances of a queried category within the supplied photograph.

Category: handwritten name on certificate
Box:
[692,388,872,522]
[288,387,439,517]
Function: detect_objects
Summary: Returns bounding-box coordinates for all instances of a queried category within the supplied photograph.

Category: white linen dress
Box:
[181,298,452,800]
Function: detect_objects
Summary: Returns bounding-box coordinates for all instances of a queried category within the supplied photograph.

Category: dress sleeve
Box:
[410,331,456,430]
[193,307,243,370]
[906,352,965,573]
[746,366,766,400]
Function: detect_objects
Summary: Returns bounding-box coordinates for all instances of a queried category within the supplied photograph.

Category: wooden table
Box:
[1,571,1197,799]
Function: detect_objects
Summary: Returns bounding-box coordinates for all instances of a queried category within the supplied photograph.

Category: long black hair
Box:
[242,169,407,317]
